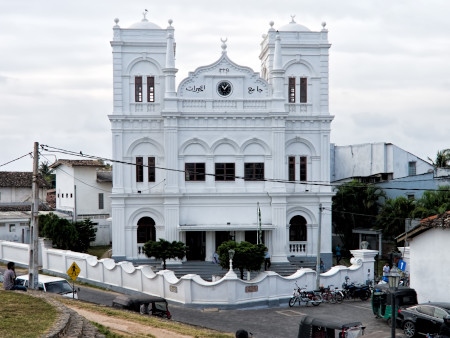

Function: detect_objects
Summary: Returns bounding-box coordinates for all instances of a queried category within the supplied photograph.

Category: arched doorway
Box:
[137,217,156,244]
[289,215,307,255]
[289,215,307,241]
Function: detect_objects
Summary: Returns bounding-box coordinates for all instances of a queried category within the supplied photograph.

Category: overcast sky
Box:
[1,0,449,172]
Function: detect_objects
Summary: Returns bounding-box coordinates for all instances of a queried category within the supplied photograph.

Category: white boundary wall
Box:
[0,239,377,308]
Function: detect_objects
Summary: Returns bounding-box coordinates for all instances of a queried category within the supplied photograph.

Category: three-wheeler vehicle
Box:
[298,315,365,338]
[112,294,172,319]
[371,284,417,326]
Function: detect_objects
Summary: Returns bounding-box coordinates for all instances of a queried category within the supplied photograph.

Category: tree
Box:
[39,213,78,250]
[39,161,55,188]
[73,219,97,252]
[332,180,386,251]
[412,185,450,219]
[39,213,96,251]
[428,149,450,168]
[143,238,187,269]
[217,240,266,279]
[376,196,416,240]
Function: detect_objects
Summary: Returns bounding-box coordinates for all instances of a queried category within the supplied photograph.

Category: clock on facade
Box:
[217,80,232,97]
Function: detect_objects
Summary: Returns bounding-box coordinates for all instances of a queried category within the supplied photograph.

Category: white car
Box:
[15,274,78,299]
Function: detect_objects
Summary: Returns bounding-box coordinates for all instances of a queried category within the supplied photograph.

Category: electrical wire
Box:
[0,152,33,168]
[40,144,450,193]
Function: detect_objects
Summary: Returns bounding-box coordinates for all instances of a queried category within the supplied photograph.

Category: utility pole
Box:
[315,203,323,290]
[28,142,39,289]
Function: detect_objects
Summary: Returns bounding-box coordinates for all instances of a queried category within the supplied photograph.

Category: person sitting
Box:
[3,262,27,291]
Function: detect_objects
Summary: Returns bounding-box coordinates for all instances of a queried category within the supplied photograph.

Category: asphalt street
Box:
[2,267,405,337]
[76,284,406,337]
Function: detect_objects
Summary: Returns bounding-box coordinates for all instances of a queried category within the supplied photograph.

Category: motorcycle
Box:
[289,281,322,307]
[342,276,371,301]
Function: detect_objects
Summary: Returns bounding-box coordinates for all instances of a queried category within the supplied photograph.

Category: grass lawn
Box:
[0,290,57,338]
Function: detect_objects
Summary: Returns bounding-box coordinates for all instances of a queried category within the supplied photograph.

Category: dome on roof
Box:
[278,17,310,32]
[129,18,161,29]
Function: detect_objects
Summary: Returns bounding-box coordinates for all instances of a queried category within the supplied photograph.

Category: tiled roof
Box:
[396,211,450,242]
[50,159,106,168]
[0,202,53,212]
[420,211,450,228]
[0,171,51,188]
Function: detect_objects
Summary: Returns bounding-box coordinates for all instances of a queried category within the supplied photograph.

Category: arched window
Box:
[137,217,156,243]
[289,215,307,241]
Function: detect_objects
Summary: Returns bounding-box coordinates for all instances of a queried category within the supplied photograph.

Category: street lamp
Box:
[224,248,237,279]
[388,268,401,338]
[228,249,235,272]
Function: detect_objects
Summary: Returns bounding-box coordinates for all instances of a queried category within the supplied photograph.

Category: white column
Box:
[270,197,289,263]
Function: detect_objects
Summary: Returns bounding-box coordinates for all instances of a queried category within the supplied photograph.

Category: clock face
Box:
[217,81,232,97]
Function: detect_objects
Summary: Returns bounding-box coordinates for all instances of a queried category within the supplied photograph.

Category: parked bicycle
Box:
[319,285,343,304]
[288,281,322,307]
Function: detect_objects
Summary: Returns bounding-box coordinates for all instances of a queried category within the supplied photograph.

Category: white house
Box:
[0,171,51,243]
[108,14,334,266]
[397,212,450,303]
[50,159,112,245]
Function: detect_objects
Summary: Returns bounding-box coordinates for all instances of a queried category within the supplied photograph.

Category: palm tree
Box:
[428,149,450,168]
[376,196,416,239]
[39,161,55,188]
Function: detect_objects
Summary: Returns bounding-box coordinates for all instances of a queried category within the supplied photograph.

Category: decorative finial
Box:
[269,21,274,28]
[221,37,227,52]
[290,14,296,23]
[168,19,173,27]
[143,9,148,21]
[322,22,327,28]
[114,18,119,25]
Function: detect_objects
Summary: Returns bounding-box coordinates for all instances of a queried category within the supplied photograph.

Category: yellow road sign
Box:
[67,261,81,281]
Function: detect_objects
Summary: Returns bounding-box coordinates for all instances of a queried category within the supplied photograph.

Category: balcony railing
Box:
[289,241,307,255]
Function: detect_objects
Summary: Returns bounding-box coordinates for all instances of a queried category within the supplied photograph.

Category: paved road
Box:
[169,299,405,338]
[73,281,406,337]
[2,267,405,337]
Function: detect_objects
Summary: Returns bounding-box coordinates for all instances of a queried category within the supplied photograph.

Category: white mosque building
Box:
[108,13,334,267]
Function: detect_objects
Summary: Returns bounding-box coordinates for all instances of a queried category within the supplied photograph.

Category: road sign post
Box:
[67,262,81,299]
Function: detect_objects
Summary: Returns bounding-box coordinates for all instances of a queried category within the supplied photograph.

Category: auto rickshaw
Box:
[298,315,365,338]
[112,294,172,319]
[371,284,417,325]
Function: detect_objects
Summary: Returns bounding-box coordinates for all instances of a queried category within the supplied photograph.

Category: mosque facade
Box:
[109,13,334,266]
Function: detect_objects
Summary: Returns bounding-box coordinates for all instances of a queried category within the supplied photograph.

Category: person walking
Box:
[382,262,391,282]
[335,245,342,265]
[2,262,27,291]
[264,250,271,271]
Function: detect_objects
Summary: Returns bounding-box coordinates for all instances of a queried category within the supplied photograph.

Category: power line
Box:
[40,143,450,193]
[0,152,33,168]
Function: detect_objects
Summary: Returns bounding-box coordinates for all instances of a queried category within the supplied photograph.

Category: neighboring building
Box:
[331,142,434,185]
[50,160,112,245]
[0,171,51,243]
[397,212,450,303]
[108,15,334,265]
[0,171,49,206]
[331,142,450,200]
